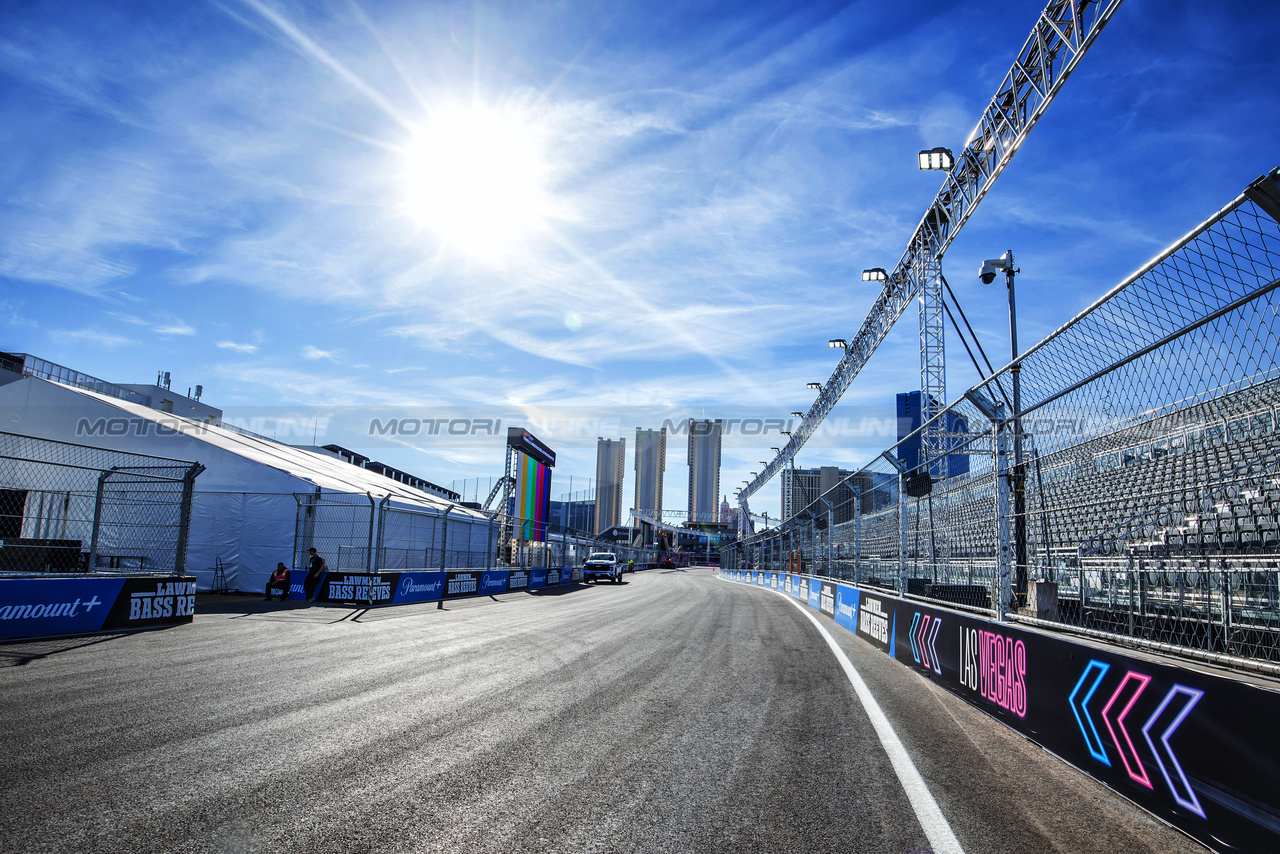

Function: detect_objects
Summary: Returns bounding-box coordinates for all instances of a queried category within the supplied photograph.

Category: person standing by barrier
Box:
[303,547,327,603]
[265,562,290,601]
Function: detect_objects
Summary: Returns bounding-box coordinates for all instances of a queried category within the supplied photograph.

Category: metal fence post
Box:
[440,506,454,570]
[173,463,204,576]
[854,490,862,584]
[994,413,1013,619]
[898,472,909,596]
[366,493,378,575]
[376,496,389,571]
[487,513,496,570]
[1221,557,1233,651]
[88,467,116,573]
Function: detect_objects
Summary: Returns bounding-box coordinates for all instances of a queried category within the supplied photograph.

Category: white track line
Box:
[726,576,965,854]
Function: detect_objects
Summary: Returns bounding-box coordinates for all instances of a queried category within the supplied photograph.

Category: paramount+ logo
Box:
[398,576,441,597]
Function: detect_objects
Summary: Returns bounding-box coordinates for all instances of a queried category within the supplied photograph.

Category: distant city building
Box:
[687,419,722,523]
[594,437,626,535]
[720,496,738,534]
[634,427,666,518]
[896,391,971,479]
[550,493,596,535]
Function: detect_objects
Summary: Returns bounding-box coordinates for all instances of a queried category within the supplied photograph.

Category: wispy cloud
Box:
[217,339,259,353]
[54,328,136,349]
[107,311,197,336]
[301,345,338,361]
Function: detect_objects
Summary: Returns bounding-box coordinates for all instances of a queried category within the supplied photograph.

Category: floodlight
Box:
[862,268,888,282]
[806,382,821,390]
[828,338,847,349]
[769,447,779,453]
[918,147,954,171]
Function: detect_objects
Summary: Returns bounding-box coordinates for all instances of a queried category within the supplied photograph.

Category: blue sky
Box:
[2,0,1278,520]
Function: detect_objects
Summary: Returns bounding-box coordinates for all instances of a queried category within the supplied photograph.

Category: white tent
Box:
[0,377,492,591]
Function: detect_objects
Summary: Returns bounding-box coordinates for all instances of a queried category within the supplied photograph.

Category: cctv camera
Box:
[978,260,999,284]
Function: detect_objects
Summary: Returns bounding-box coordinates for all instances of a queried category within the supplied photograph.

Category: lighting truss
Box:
[740,0,1125,508]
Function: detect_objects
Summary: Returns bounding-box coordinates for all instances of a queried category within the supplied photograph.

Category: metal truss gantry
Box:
[740,0,1125,516]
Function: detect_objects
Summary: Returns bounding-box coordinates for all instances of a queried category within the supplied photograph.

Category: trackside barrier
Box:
[717,568,1280,853]
[305,566,579,606]
[0,575,197,640]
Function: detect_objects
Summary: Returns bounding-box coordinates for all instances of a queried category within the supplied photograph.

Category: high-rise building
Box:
[594,438,626,535]
[634,427,666,519]
[687,419,722,523]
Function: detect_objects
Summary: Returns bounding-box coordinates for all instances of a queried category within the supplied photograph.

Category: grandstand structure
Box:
[725,170,1280,670]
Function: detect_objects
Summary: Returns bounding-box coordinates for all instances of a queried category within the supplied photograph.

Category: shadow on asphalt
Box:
[196,595,315,616]
[0,630,174,667]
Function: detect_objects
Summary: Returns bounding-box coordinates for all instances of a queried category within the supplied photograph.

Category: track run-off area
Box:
[0,567,1205,854]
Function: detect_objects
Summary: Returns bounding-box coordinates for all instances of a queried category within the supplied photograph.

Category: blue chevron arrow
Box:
[1069,660,1111,766]
[909,612,922,664]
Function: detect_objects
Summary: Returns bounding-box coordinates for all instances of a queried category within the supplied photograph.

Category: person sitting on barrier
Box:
[303,547,327,603]
[265,562,290,601]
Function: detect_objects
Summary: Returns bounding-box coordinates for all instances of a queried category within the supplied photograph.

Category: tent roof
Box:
[44,379,488,521]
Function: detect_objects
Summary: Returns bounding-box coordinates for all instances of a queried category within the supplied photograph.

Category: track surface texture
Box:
[0,567,1206,854]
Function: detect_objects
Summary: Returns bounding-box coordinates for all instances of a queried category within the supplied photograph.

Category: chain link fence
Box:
[294,491,658,574]
[727,171,1280,671]
[0,431,203,575]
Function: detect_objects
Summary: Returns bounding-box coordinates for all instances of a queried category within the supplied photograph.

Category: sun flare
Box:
[400,103,554,260]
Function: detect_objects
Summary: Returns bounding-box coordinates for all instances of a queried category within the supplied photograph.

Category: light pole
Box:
[979,250,1026,598]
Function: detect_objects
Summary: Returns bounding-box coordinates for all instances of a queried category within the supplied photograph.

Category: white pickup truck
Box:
[582,552,621,584]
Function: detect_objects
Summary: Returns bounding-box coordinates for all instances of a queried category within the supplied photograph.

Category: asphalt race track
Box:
[0,567,1207,854]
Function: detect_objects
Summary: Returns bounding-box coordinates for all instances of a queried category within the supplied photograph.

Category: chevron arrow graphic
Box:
[1069,660,1111,766]
[925,616,942,673]
[917,615,931,669]
[1101,671,1153,789]
[1141,685,1206,818]
[909,612,922,664]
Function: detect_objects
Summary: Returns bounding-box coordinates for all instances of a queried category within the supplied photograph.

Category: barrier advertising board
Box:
[721,572,1280,852]
[310,567,567,606]
[322,573,393,604]
[478,570,510,596]
[0,575,196,640]
[392,572,446,604]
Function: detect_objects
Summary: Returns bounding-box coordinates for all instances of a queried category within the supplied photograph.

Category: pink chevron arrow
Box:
[925,616,941,673]
[915,614,931,669]
[1101,671,1153,789]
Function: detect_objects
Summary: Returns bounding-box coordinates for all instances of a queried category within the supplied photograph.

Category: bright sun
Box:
[400,103,555,260]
